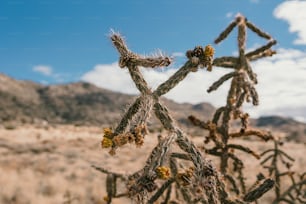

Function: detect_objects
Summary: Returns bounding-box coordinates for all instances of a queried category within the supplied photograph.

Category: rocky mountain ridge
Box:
[0,73,305,142]
[0,73,214,126]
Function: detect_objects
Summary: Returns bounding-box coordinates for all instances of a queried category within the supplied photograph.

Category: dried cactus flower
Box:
[204,45,214,57]
[101,137,113,148]
[101,127,114,148]
[156,166,171,180]
[133,124,147,147]
[103,195,109,202]
[103,127,113,138]
[112,133,133,147]
[108,148,116,156]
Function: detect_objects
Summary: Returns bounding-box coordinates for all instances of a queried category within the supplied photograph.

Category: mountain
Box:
[255,116,306,143]
[0,73,305,142]
[0,74,126,125]
[0,73,214,128]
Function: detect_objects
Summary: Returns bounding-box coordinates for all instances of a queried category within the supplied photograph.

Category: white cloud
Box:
[81,62,231,106]
[246,48,306,120]
[32,65,69,83]
[226,12,233,19]
[33,65,53,76]
[274,0,306,45]
[81,63,137,95]
[82,48,306,121]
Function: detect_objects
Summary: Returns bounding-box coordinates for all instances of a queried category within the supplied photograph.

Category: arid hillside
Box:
[1,73,305,143]
[0,73,214,127]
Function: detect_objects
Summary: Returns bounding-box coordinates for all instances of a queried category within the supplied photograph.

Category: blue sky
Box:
[1,0,306,120]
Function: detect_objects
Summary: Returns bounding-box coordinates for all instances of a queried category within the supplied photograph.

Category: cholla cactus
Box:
[211,13,276,171]
[95,15,276,203]
[189,13,276,200]
[261,140,294,199]
[274,172,306,204]
[260,140,306,203]
[96,31,224,204]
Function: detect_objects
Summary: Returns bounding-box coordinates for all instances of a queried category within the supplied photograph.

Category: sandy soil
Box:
[0,125,305,204]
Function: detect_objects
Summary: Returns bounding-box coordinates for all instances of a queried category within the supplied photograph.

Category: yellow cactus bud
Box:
[156,166,171,180]
[101,127,113,149]
[103,195,109,202]
[101,137,113,148]
[103,127,113,138]
[204,45,214,57]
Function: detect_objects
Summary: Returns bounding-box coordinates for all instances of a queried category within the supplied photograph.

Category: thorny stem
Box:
[260,140,304,203]
[272,179,306,204]
[273,141,281,199]
[154,61,196,97]
[128,65,151,94]
[147,178,175,204]
[113,96,142,136]
[243,178,275,202]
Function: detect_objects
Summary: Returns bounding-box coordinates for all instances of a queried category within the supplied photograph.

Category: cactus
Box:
[189,13,276,197]
[94,14,282,203]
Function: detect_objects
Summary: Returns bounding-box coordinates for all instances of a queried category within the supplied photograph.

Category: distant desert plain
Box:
[0,124,305,204]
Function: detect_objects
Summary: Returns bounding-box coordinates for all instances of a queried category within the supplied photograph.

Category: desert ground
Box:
[0,125,305,204]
